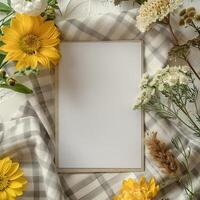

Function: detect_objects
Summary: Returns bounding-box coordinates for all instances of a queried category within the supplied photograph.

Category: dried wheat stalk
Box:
[146,132,179,175]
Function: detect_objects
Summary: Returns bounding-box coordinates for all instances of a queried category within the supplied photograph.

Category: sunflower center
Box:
[20,34,41,54]
[0,175,9,191]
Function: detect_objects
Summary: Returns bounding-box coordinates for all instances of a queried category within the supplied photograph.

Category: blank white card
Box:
[57,41,144,172]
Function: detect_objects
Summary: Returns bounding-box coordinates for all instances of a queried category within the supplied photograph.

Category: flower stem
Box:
[183,55,200,81]
[172,88,200,136]
[167,15,200,81]
[190,21,200,35]
[168,19,179,45]
[159,102,197,132]
[179,138,194,191]
[0,61,8,69]
[173,137,195,199]
[0,11,14,25]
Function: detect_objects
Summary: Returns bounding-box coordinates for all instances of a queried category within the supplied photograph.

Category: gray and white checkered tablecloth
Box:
[0,10,200,200]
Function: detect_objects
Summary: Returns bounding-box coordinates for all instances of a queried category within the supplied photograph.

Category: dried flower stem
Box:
[172,136,195,199]
[190,21,200,35]
[168,18,179,45]
[147,133,196,199]
[167,15,200,81]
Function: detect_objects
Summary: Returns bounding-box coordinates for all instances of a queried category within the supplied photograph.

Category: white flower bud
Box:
[179,74,189,85]
[180,65,190,74]
[158,83,164,91]
[140,73,150,88]
[165,73,180,86]
[11,0,48,16]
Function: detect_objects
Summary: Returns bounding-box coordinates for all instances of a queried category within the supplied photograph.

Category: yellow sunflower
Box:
[0,157,27,200]
[0,13,60,70]
[114,176,159,200]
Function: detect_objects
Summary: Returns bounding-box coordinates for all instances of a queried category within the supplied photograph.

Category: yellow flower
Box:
[0,13,60,70]
[114,176,159,200]
[0,157,27,200]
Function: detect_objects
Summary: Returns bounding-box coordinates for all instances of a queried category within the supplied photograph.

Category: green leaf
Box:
[0,83,33,94]
[48,0,57,4]
[0,2,12,14]
[7,0,11,6]
[0,53,6,66]
[2,18,11,26]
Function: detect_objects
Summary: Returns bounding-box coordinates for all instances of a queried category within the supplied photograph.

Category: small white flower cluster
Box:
[11,0,48,16]
[136,0,183,32]
[134,73,156,107]
[134,65,191,108]
[150,65,191,90]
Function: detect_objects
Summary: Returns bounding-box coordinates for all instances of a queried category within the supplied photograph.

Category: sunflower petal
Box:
[14,14,34,35]
[0,191,7,200]
[6,188,16,198]
[12,188,23,196]
[39,21,60,40]
[9,181,23,189]
[6,163,20,177]
[41,38,60,47]
[26,55,39,68]
[0,157,11,173]
[5,51,25,62]
[40,47,60,65]
[14,177,28,186]
[9,169,24,181]
[32,16,44,35]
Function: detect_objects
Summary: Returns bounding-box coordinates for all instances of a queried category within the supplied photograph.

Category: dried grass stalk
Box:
[146,132,179,175]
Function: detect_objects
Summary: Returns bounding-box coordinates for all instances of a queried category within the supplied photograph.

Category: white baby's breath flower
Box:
[149,78,158,87]
[11,0,48,16]
[169,66,179,74]
[155,66,190,88]
[134,65,191,109]
[135,87,155,107]
[162,66,170,73]
[150,70,164,87]
[140,73,150,88]
[164,74,179,86]
[158,83,165,91]
[179,74,189,85]
[136,0,183,32]
[180,65,190,74]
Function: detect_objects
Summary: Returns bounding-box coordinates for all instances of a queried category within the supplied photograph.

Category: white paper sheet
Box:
[57,41,143,171]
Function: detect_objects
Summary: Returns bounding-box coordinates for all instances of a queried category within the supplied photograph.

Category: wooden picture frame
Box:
[55,40,145,173]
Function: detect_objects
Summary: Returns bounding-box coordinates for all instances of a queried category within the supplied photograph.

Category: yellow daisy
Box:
[0,157,27,200]
[114,176,159,200]
[0,13,60,70]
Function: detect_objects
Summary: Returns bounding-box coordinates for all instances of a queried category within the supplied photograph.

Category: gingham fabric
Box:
[0,10,200,200]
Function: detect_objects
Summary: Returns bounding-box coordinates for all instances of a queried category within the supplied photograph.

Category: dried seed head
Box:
[0,69,6,78]
[146,132,179,175]
[187,7,196,13]
[188,11,196,18]
[180,9,186,16]
[8,78,16,86]
[195,14,200,21]
[185,18,193,24]
[179,19,185,26]
[184,14,189,20]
